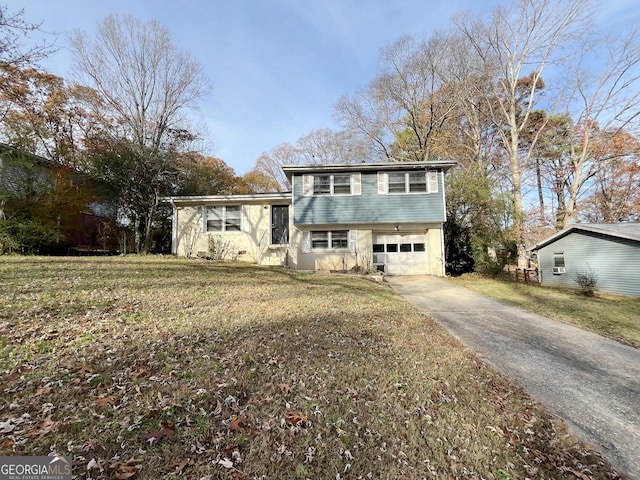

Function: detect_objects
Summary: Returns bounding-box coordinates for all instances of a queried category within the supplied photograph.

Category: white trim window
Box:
[302,230,351,250]
[303,173,361,196]
[205,205,245,232]
[378,171,438,194]
[552,252,566,274]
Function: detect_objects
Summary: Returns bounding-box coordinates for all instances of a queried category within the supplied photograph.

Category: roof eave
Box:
[161,192,292,206]
[281,160,457,180]
[531,224,640,250]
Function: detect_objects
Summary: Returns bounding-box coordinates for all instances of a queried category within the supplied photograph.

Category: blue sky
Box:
[6,0,639,175]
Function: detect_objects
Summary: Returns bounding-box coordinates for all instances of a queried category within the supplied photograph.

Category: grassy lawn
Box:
[448,274,640,349]
[0,257,622,479]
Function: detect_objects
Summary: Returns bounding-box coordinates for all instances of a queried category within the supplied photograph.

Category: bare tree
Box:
[296,128,371,164]
[0,6,57,123]
[0,5,55,68]
[71,14,211,153]
[582,144,640,223]
[70,15,212,253]
[253,144,297,190]
[454,0,591,267]
[252,128,372,190]
[555,27,640,227]
[336,35,458,162]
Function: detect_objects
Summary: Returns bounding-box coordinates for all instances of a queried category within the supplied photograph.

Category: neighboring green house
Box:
[531,223,640,297]
[165,160,456,275]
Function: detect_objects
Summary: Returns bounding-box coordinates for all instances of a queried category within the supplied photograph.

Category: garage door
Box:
[372,233,428,275]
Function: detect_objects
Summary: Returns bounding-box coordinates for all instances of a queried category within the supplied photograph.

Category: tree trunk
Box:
[535,157,545,226]
[512,169,528,268]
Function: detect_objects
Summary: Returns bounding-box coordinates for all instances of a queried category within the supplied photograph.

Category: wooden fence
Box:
[508,267,539,285]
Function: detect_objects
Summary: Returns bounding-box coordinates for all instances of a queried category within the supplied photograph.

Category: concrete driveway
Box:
[385,275,640,479]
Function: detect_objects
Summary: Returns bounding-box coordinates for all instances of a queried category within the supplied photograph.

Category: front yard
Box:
[0,257,622,479]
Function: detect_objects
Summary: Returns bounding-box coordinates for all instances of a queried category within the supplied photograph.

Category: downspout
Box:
[169,198,178,255]
[440,228,446,277]
[440,169,447,277]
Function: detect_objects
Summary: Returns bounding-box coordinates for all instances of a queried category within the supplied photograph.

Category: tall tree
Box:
[253,145,296,191]
[445,163,515,275]
[454,0,590,267]
[526,113,573,228]
[0,5,56,123]
[579,132,640,223]
[336,34,458,161]
[241,170,283,193]
[250,128,370,191]
[0,6,54,67]
[0,65,104,168]
[296,128,370,164]
[175,152,239,196]
[71,15,212,252]
[554,27,640,226]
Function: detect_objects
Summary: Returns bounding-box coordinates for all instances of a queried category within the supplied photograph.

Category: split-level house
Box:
[165,160,456,275]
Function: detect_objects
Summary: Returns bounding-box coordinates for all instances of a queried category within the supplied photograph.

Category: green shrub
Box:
[574,265,598,296]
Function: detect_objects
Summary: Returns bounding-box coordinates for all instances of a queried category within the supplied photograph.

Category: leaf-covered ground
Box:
[0,257,623,479]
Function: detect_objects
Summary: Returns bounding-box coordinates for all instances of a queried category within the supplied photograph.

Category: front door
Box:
[271,205,289,245]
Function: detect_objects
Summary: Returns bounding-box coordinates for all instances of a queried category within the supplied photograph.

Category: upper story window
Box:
[313,175,331,195]
[332,174,351,194]
[378,170,439,194]
[205,205,242,232]
[303,173,361,196]
[388,173,407,193]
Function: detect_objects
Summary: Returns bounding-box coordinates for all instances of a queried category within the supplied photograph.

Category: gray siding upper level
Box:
[291,170,446,225]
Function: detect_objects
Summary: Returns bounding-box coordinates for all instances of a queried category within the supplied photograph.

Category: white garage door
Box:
[372,233,428,275]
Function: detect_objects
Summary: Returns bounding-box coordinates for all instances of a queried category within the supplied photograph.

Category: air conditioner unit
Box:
[552,266,566,274]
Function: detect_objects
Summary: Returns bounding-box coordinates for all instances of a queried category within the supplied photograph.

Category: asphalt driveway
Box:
[385,275,640,479]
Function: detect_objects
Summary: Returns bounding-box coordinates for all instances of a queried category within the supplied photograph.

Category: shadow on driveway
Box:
[386,275,640,479]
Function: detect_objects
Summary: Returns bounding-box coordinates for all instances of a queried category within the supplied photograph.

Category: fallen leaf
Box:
[77,365,94,376]
[285,410,308,427]
[115,465,137,479]
[218,458,234,469]
[141,421,175,444]
[79,439,97,453]
[485,425,504,437]
[110,458,141,480]
[212,399,222,416]
[172,458,195,474]
[1,438,15,449]
[223,443,240,458]
[96,395,117,408]
[34,386,52,397]
[27,416,54,436]
[561,467,592,480]
[130,368,148,380]
[0,420,15,433]
[278,383,293,395]
[229,416,248,432]
[116,467,138,480]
